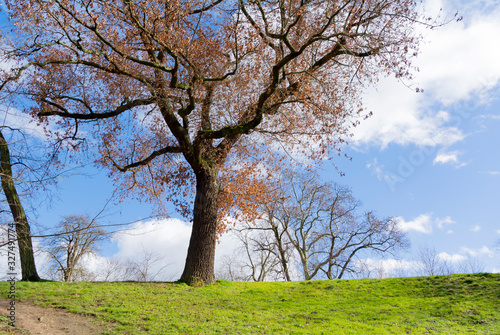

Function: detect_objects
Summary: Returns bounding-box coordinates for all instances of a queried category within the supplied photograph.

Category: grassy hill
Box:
[1,273,499,334]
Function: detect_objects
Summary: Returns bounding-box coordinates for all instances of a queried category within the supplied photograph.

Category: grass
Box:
[0,316,28,335]
[0,273,499,334]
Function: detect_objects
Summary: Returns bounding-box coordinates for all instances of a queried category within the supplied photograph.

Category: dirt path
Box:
[0,298,112,335]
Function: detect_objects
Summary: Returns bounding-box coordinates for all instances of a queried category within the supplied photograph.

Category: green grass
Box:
[1,273,499,334]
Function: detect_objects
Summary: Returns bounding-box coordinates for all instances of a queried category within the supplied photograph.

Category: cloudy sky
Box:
[1,0,499,280]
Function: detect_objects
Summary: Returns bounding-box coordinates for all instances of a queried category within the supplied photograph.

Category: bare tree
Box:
[44,215,106,282]
[458,255,485,274]
[121,247,172,282]
[414,246,454,277]
[237,172,408,281]
[355,259,387,279]
[99,257,128,282]
[235,219,294,281]
[97,247,173,282]
[353,258,414,279]
[216,254,247,282]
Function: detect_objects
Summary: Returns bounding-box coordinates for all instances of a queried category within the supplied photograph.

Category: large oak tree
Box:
[2,0,432,285]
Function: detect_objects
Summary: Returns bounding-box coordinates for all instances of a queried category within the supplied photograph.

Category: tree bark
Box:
[300,255,311,281]
[0,130,41,281]
[179,168,219,286]
[269,222,291,281]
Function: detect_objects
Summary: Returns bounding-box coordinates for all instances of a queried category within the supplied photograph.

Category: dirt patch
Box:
[0,298,113,335]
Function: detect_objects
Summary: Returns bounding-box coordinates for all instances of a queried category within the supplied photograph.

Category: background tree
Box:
[0,128,40,281]
[2,0,437,285]
[121,247,172,282]
[0,73,71,281]
[353,259,390,279]
[457,255,485,275]
[235,219,293,281]
[237,172,408,280]
[413,246,454,277]
[94,247,172,282]
[412,246,486,277]
[44,214,106,282]
[216,254,248,282]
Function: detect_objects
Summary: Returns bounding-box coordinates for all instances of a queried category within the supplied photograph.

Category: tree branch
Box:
[112,146,183,172]
[39,97,156,119]
[189,0,225,15]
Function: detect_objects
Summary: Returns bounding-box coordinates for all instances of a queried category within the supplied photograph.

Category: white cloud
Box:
[353,0,500,148]
[437,252,466,263]
[461,246,494,257]
[396,214,433,234]
[104,218,241,280]
[483,171,500,176]
[354,83,464,148]
[109,218,192,279]
[418,2,500,105]
[396,214,457,234]
[0,240,52,281]
[433,150,464,166]
[367,158,388,182]
[0,105,68,144]
[356,258,421,278]
[470,224,481,232]
[0,107,48,139]
[478,114,500,121]
[436,216,455,229]
[379,259,420,273]
[492,268,500,274]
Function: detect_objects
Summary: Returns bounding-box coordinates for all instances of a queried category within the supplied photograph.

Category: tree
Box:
[0,128,40,281]
[353,259,388,279]
[0,75,71,281]
[44,214,106,282]
[94,247,172,282]
[216,254,248,281]
[2,0,436,285]
[414,246,453,277]
[238,172,408,280]
[121,247,172,282]
[457,255,485,275]
[235,219,292,281]
[98,257,126,282]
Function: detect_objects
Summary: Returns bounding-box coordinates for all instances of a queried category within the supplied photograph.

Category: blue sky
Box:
[327,0,500,275]
[1,0,499,280]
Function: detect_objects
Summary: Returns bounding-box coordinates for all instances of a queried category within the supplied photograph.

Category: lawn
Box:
[1,273,499,334]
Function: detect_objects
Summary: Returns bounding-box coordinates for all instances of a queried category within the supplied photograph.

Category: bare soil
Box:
[0,298,112,335]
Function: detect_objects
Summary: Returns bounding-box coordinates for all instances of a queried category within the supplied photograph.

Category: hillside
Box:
[1,273,499,334]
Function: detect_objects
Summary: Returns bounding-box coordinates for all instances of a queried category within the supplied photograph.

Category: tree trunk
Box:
[270,223,291,281]
[180,168,219,286]
[0,130,41,281]
[65,255,73,282]
[301,257,311,280]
